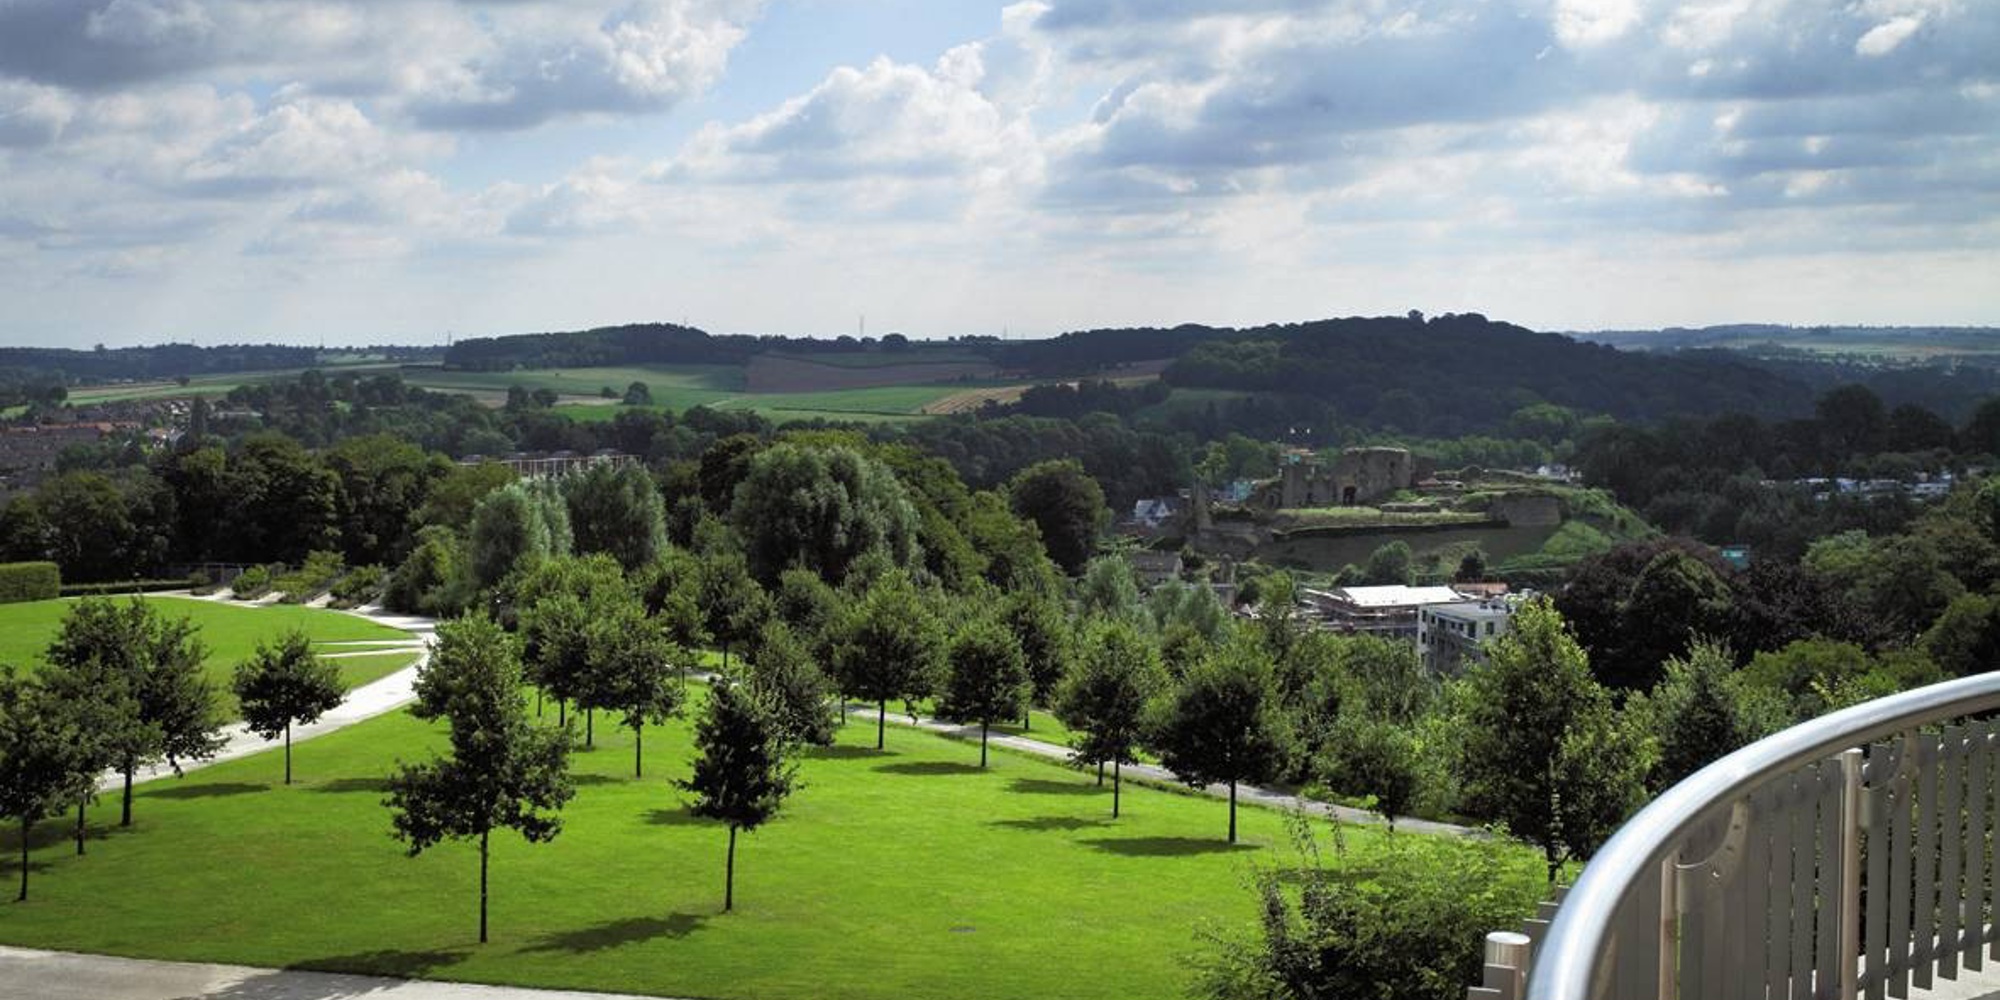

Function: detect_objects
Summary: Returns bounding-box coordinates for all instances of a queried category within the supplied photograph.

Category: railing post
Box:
[1487,931,1532,1000]
[1659,852,1678,999]
[1840,747,1864,1000]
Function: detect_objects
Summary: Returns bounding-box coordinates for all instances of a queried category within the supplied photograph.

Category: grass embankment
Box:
[0,689,1539,1000]
[0,597,415,717]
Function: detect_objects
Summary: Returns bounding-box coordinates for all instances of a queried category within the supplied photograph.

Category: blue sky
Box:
[0,0,1995,347]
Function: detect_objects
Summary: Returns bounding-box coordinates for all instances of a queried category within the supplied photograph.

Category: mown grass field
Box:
[0,687,1540,1000]
[0,597,415,717]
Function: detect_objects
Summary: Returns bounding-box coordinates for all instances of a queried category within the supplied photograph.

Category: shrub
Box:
[0,562,60,603]
[59,579,194,597]
[1191,813,1544,1000]
[231,565,273,599]
[188,570,214,594]
[331,564,387,607]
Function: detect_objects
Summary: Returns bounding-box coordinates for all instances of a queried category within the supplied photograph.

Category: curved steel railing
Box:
[1525,670,2000,1000]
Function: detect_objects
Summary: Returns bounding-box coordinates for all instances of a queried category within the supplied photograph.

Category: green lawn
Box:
[0,689,1539,1000]
[321,651,422,691]
[0,597,414,716]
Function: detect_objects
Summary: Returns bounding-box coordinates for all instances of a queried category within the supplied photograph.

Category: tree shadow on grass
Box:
[0,817,118,853]
[1081,836,1261,858]
[311,777,389,795]
[990,815,1111,833]
[806,744,881,760]
[875,761,982,777]
[1009,777,1100,796]
[144,781,268,800]
[646,806,716,827]
[571,773,623,787]
[520,913,708,955]
[289,947,468,980]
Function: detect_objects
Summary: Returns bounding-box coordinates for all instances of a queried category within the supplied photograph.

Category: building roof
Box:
[1331,585,1464,608]
[1425,600,1515,623]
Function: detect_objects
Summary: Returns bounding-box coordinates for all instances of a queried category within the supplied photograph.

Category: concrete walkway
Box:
[97,596,436,792]
[0,945,674,1000]
[842,701,1476,836]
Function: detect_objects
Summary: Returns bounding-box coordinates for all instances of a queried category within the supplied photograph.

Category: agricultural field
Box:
[401,365,748,412]
[0,597,416,717]
[0,688,1538,1000]
[745,353,998,393]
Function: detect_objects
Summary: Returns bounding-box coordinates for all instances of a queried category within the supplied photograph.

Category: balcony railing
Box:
[1470,671,2000,1000]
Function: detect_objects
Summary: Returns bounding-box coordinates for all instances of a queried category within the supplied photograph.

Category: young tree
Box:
[999,591,1072,729]
[1056,620,1165,817]
[1147,636,1293,842]
[1644,639,1760,791]
[231,630,347,784]
[386,614,574,943]
[1321,713,1421,829]
[587,604,684,778]
[696,551,771,671]
[43,598,223,828]
[830,573,944,749]
[1077,555,1144,625]
[0,669,93,900]
[1459,599,1651,881]
[749,622,838,747]
[678,678,798,912]
[520,591,593,729]
[938,619,1029,768]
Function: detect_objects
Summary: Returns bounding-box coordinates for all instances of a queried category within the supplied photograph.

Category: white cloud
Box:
[1855,14,1924,57]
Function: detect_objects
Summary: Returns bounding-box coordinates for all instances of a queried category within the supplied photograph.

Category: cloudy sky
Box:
[0,0,1994,347]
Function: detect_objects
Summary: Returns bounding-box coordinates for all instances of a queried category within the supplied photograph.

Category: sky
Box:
[0,0,1994,348]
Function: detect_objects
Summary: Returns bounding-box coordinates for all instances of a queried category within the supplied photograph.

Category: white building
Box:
[1302,585,1466,637]
[1417,600,1517,676]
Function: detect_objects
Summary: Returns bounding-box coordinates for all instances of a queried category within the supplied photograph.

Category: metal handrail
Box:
[1527,670,2000,1000]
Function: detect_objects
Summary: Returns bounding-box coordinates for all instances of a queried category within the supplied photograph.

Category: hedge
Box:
[58,579,195,598]
[0,562,61,604]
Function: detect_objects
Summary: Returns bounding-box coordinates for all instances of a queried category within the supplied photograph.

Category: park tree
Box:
[1147,637,1294,843]
[43,598,223,828]
[728,443,919,586]
[965,491,1062,596]
[678,677,798,912]
[938,619,1030,768]
[386,525,473,618]
[1056,620,1165,817]
[586,601,684,777]
[231,631,348,785]
[749,622,838,747]
[469,479,572,590]
[386,614,574,944]
[1321,713,1422,829]
[521,592,594,729]
[1459,599,1651,881]
[1147,579,1228,642]
[1644,639,1762,791]
[324,434,448,566]
[0,669,93,901]
[413,462,517,533]
[998,591,1072,728]
[1077,555,1144,625]
[830,571,944,749]
[772,568,840,639]
[562,461,668,572]
[695,551,771,671]
[1609,549,1734,690]
[1922,592,2000,679]
[1006,459,1107,575]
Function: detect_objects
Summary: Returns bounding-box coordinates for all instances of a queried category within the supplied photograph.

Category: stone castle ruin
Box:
[1272,447,1418,509]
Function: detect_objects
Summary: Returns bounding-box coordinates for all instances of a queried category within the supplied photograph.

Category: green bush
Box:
[0,562,61,603]
[1191,813,1545,1000]
[231,565,273,599]
[330,564,387,607]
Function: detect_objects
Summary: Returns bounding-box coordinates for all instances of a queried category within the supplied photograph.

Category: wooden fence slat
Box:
[1793,764,1818,1000]
[1966,725,1987,971]
[1770,775,1797,1000]
[1819,760,1844,1000]
[1942,726,1966,981]
[1864,750,1889,1000]
[1914,734,1939,992]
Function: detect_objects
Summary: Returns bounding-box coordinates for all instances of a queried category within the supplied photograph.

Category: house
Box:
[1129,498,1177,529]
[1417,599,1517,675]
[1128,550,1184,589]
[1301,585,1467,637]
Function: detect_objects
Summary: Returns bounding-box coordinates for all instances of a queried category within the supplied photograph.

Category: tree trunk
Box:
[121,763,134,827]
[586,709,594,748]
[876,700,886,750]
[1546,846,1561,885]
[536,689,543,718]
[17,818,27,901]
[725,825,738,912]
[1228,780,1238,843]
[1113,761,1122,819]
[1022,706,1031,730]
[558,698,566,727]
[75,799,86,856]
[284,720,293,785]
[479,828,490,944]
[1096,760,1104,787]
[635,724,644,779]
[980,721,989,768]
